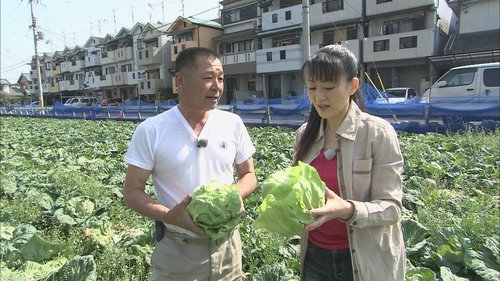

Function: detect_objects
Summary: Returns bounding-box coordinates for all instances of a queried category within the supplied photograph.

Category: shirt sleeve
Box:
[234,116,256,165]
[124,121,156,171]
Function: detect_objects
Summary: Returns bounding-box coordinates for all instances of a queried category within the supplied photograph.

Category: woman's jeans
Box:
[303,242,354,281]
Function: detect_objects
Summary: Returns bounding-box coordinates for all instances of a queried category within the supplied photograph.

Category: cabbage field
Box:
[1,116,499,280]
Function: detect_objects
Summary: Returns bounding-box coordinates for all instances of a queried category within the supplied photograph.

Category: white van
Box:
[421,62,499,123]
[64,97,98,107]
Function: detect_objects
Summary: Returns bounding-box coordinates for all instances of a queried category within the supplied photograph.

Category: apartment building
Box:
[168,16,223,97]
[215,0,262,104]
[363,0,455,95]
[27,1,470,105]
[218,0,455,99]
[136,22,172,102]
[430,0,499,79]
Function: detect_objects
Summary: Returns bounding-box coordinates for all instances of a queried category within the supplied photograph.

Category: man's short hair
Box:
[175,47,220,73]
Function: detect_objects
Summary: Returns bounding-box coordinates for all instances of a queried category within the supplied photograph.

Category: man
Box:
[124,47,257,280]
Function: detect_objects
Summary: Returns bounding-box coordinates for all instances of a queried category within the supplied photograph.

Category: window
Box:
[222,4,258,25]
[226,43,232,53]
[139,51,142,59]
[323,30,335,45]
[141,82,144,89]
[483,68,500,87]
[105,67,116,74]
[174,46,178,54]
[346,26,358,40]
[285,10,291,20]
[280,50,286,60]
[248,81,256,91]
[373,39,389,52]
[376,0,392,3]
[323,0,343,13]
[145,50,149,58]
[266,52,272,61]
[399,36,417,49]
[272,14,278,23]
[439,68,476,87]
[382,22,399,35]
[147,81,151,88]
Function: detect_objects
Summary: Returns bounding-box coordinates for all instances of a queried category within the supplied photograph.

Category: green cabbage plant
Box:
[254,162,326,237]
[187,180,243,240]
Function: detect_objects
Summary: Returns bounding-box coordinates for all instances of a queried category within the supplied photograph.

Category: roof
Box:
[168,16,222,32]
[0,79,11,85]
[451,62,500,70]
[446,29,500,54]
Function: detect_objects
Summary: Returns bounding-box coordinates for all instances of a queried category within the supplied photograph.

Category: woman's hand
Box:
[304,188,354,232]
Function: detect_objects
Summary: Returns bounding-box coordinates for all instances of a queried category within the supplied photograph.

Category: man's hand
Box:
[165,194,205,236]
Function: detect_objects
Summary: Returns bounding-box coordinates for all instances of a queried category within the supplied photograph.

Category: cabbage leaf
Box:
[254,161,326,237]
[187,180,243,240]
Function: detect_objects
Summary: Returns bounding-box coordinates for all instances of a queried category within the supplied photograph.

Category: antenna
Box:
[113,9,117,33]
[181,0,184,16]
[161,1,165,23]
[131,6,134,25]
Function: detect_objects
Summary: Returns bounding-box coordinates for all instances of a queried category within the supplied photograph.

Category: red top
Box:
[308,148,349,249]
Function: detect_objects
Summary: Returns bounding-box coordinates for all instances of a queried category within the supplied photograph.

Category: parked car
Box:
[373,87,419,104]
[420,62,500,124]
[64,97,98,107]
[98,98,122,107]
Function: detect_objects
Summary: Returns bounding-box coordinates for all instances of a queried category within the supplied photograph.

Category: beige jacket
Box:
[296,102,406,281]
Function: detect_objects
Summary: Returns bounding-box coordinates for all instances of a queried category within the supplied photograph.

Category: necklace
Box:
[324,148,337,160]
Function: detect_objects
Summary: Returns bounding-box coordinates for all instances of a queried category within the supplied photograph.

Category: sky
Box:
[0,0,221,83]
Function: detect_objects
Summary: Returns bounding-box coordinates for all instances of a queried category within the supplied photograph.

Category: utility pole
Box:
[302,0,310,61]
[29,0,44,107]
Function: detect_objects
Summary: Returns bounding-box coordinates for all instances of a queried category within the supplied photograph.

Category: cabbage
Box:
[186,180,243,240]
[254,162,326,237]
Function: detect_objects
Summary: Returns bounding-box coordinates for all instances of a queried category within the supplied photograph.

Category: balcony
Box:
[256,44,303,73]
[137,47,163,66]
[310,39,361,61]
[29,70,38,79]
[58,80,70,91]
[261,4,302,31]
[60,62,70,73]
[113,46,134,63]
[42,83,50,93]
[99,74,113,87]
[111,71,137,86]
[220,51,256,65]
[49,82,59,93]
[138,78,163,96]
[85,53,101,67]
[83,75,100,89]
[171,41,198,61]
[68,60,85,72]
[363,29,435,62]
[309,0,361,28]
[101,51,115,65]
[67,79,83,91]
[51,65,61,75]
[367,0,435,16]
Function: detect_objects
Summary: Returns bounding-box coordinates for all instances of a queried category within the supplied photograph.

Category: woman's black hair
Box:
[293,44,366,165]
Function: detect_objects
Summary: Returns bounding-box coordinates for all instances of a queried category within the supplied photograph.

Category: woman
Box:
[294,45,406,281]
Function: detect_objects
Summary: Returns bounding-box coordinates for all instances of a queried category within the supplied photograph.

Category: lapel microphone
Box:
[197,139,208,148]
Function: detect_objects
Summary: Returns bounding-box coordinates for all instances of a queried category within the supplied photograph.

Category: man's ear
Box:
[175,72,183,89]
